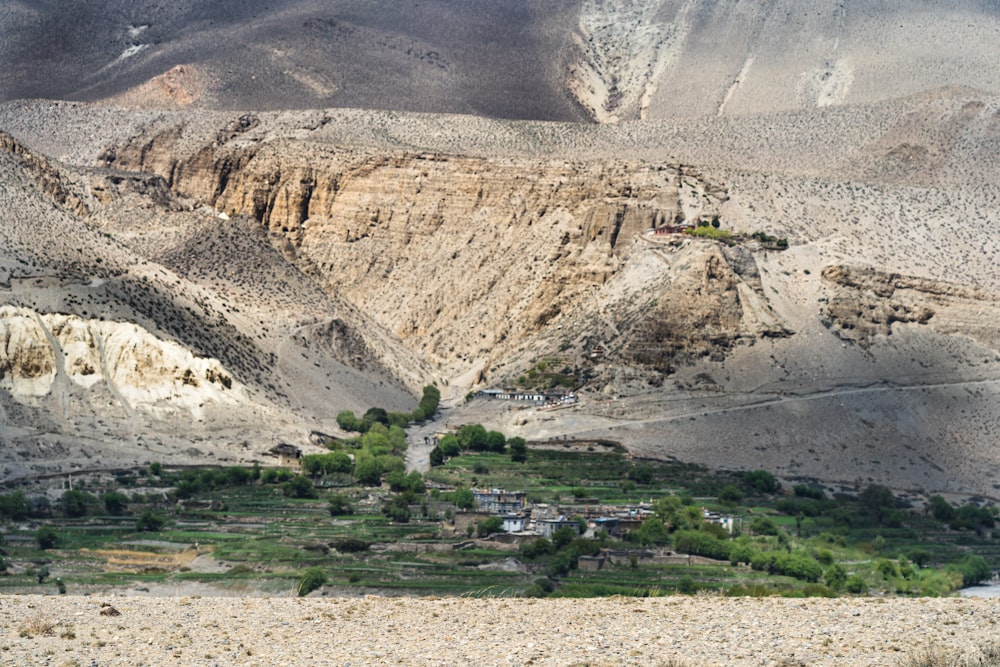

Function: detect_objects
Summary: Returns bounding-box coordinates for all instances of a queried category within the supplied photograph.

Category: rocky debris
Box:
[98,603,121,617]
[2,595,1000,666]
[821,264,999,348]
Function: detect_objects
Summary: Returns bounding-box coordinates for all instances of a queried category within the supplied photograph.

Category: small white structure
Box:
[501,514,528,532]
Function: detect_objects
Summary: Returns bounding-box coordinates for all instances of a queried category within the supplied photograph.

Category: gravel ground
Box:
[2,594,999,666]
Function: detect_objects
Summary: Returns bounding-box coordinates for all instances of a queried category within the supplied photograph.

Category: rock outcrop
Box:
[0,306,240,415]
[105,123,746,376]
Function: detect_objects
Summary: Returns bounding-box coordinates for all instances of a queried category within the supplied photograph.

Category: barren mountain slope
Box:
[2,80,1000,493]
[0,130,429,482]
[4,1,999,123]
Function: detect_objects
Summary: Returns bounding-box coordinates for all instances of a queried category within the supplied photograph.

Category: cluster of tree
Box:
[174,466,261,498]
[928,495,997,532]
[429,423,527,466]
[749,230,789,248]
[518,524,602,585]
[336,385,441,433]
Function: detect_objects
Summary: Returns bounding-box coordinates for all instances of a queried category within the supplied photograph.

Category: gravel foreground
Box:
[2,595,1000,666]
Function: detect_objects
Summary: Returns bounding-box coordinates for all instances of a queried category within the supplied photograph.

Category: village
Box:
[451,487,743,570]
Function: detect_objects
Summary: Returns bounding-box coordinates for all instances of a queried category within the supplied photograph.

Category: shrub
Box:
[876,558,899,579]
[845,574,866,594]
[476,516,503,537]
[749,516,780,535]
[824,563,847,590]
[951,554,992,586]
[509,437,528,463]
[102,491,129,516]
[136,510,166,532]
[673,530,731,560]
[61,490,96,518]
[282,475,317,498]
[297,567,326,596]
[331,538,371,553]
[36,526,58,550]
[718,485,743,505]
[793,484,825,500]
[742,470,780,494]
[328,494,353,516]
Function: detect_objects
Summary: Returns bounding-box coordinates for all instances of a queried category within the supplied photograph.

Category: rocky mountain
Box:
[0,2,999,497]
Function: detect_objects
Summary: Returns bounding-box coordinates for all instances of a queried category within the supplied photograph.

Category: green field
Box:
[0,443,996,599]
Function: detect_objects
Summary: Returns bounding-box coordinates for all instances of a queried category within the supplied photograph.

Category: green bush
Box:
[331,538,371,553]
[102,491,129,516]
[136,510,166,532]
[509,437,528,463]
[742,470,780,494]
[328,494,353,516]
[0,491,29,520]
[282,475,317,498]
[298,567,326,596]
[824,563,847,590]
[36,525,59,550]
[672,530,732,560]
[718,485,743,505]
[845,574,866,594]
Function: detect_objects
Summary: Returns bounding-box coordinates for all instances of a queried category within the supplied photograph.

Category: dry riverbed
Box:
[2,594,999,666]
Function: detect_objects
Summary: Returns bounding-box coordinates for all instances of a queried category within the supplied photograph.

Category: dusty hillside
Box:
[0,89,999,494]
[0,129,434,482]
[4,1,1000,123]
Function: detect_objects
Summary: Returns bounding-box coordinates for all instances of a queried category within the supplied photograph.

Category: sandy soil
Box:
[3,594,999,666]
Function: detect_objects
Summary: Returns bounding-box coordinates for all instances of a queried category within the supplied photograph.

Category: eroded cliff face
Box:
[821,265,999,350]
[0,306,241,416]
[106,125,740,373]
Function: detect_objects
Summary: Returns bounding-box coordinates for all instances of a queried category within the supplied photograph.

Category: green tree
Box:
[476,516,504,537]
[628,465,654,485]
[36,525,59,550]
[439,435,461,457]
[429,446,445,467]
[718,485,743,505]
[485,430,506,453]
[361,407,390,431]
[552,526,578,549]
[635,517,671,546]
[102,491,129,516]
[383,495,411,523]
[149,461,162,476]
[953,554,992,586]
[742,469,780,494]
[928,495,956,522]
[61,489,95,518]
[0,491,29,520]
[418,384,441,419]
[282,475,317,498]
[673,530,732,560]
[457,423,489,451]
[136,510,166,532]
[328,494,353,516]
[450,486,475,510]
[336,410,362,432]
[298,567,326,596]
[858,484,897,525]
[508,437,527,463]
[354,457,384,486]
[824,563,848,590]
